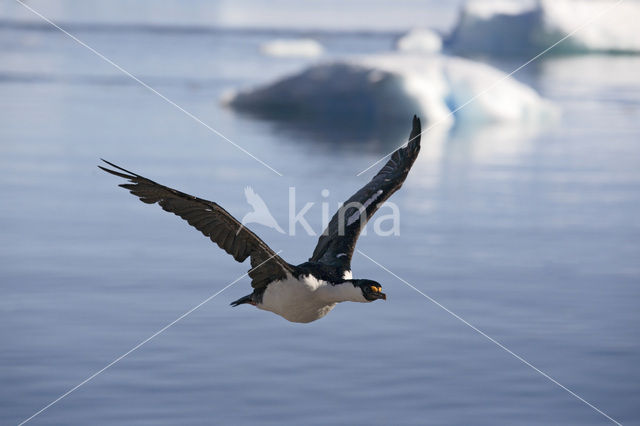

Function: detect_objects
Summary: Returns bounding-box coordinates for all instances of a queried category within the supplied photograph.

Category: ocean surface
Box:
[1,1,639,425]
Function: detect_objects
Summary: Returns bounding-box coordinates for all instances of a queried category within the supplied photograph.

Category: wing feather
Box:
[100,160,292,289]
[309,115,422,272]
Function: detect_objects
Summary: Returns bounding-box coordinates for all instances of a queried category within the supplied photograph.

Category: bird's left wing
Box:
[309,115,421,272]
[99,160,293,290]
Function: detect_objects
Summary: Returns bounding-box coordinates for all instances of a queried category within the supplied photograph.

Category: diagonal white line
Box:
[14,0,283,177]
[18,251,282,426]
[356,249,621,425]
[356,0,625,177]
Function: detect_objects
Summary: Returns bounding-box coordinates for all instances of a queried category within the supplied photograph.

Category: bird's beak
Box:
[369,286,386,300]
[372,291,387,300]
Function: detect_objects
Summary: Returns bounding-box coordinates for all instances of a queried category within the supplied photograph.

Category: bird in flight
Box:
[100,115,421,323]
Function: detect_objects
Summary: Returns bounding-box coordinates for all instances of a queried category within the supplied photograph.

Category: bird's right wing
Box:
[309,115,421,272]
[100,160,293,290]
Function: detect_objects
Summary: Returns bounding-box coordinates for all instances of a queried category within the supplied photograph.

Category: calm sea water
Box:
[1,2,639,425]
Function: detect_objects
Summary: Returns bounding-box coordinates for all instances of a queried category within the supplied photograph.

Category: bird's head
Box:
[351,279,386,302]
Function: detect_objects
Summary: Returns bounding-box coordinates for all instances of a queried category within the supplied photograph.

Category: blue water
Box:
[1,2,639,425]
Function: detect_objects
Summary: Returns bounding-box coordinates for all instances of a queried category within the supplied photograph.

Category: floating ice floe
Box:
[447,0,640,55]
[396,28,443,53]
[224,52,555,129]
[260,38,324,58]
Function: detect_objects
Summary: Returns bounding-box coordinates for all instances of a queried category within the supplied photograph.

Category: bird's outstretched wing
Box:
[99,160,293,289]
[309,115,421,273]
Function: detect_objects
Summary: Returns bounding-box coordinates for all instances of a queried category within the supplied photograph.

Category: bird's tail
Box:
[230,294,254,307]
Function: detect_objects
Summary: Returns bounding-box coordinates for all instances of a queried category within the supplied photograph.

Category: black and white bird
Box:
[100,115,421,323]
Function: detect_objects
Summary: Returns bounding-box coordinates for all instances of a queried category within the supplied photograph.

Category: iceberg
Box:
[447,0,640,55]
[260,38,324,58]
[224,52,555,130]
[396,28,443,53]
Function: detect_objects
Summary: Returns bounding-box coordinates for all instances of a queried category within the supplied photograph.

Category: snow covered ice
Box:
[447,0,640,55]
[396,28,443,53]
[224,52,556,129]
[260,39,324,58]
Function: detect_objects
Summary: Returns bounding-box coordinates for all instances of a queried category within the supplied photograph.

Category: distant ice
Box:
[260,39,324,58]
[463,0,534,19]
[396,28,443,53]
[224,52,555,128]
[447,0,640,55]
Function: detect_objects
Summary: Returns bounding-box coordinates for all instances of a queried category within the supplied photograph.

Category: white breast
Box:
[258,274,337,323]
